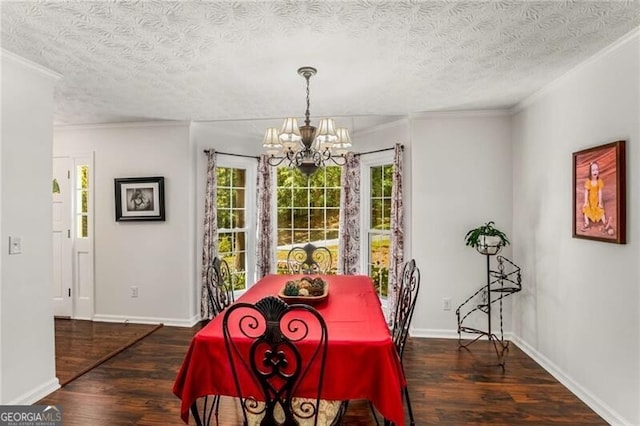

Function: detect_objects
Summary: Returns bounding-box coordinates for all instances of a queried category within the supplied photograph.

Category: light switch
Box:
[9,236,22,255]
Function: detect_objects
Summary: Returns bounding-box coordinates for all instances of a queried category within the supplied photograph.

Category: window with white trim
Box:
[216,156,256,291]
[361,152,393,300]
[275,167,341,273]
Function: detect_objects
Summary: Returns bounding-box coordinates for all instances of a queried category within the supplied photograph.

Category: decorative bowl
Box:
[278,276,329,305]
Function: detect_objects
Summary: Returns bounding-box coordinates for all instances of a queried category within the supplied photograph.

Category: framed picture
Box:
[114,177,165,222]
[572,140,625,244]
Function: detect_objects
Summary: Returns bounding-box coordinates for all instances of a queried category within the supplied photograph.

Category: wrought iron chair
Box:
[223,295,343,426]
[205,257,234,318]
[371,259,420,426]
[191,257,235,426]
[287,243,333,274]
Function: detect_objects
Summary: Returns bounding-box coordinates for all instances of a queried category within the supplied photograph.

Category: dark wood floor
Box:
[54,318,163,386]
[40,323,607,425]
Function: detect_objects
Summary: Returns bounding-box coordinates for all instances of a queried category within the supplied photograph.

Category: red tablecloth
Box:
[173,274,406,425]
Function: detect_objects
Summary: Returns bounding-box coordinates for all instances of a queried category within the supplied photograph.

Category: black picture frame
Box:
[572,140,625,244]
[114,177,165,222]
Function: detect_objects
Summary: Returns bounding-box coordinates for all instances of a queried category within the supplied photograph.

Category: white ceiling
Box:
[2,1,640,133]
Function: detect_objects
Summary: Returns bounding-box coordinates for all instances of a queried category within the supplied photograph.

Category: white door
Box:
[52,157,73,317]
[72,156,94,320]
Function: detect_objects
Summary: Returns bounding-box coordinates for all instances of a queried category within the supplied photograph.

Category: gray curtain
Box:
[388,144,405,322]
[200,150,218,319]
[256,155,274,278]
[338,152,360,275]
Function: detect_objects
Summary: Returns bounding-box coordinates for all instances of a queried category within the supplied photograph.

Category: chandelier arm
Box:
[266,155,291,167]
[311,150,324,166]
[319,148,332,162]
[327,154,347,166]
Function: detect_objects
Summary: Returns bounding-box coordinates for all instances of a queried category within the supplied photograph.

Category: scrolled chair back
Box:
[391,259,421,360]
[223,295,336,426]
[287,243,333,275]
[205,257,234,318]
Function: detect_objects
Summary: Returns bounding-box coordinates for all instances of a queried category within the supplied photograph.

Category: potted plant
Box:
[464,221,510,255]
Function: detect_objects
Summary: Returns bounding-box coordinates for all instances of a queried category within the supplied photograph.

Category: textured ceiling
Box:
[2,1,640,129]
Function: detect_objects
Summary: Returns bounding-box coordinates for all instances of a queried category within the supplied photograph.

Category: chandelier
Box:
[261,66,352,176]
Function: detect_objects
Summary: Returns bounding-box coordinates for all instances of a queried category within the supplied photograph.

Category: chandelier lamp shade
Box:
[262,66,352,176]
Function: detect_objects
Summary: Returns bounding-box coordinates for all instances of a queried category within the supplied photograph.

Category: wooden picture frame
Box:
[114,177,165,222]
[572,140,625,244]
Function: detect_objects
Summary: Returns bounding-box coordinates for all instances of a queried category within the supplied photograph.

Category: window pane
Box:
[309,208,324,226]
[326,208,340,228]
[371,166,382,197]
[232,188,245,208]
[277,168,290,186]
[382,199,391,230]
[277,188,291,207]
[369,233,390,297]
[308,170,325,188]
[326,229,339,240]
[325,167,341,187]
[217,188,231,209]
[217,209,231,229]
[232,169,246,187]
[217,168,230,187]
[325,189,340,207]
[371,199,382,229]
[292,229,310,244]
[293,209,308,229]
[78,165,89,190]
[309,229,324,242]
[77,215,88,238]
[277,208,291,228]
[232,209,245,228]
[293,189,308,208]
[309,188,324,207]
[383,165,393,197]
[292,170,309,187]
[277,229,292,246]
[80,190,88,214]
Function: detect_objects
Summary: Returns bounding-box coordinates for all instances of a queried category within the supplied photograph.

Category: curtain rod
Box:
[204,144,404,159]
[355,144,404,157]
[203,150,259,160]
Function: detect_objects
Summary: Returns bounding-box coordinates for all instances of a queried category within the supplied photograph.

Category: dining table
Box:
[173,273,406,425]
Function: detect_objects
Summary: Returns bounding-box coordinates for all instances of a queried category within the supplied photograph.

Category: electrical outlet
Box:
[442,297,452,311]
[131,286,139,298]
[9,236,22,255]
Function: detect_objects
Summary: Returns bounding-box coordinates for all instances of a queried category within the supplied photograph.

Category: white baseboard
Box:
[7,378,60,405]
[410,327,515,341]
[509,335,631,426]
[92,313,200,327]
[410,327,459,339]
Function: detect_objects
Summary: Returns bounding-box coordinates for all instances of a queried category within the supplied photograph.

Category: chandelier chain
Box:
[304,73,311,127]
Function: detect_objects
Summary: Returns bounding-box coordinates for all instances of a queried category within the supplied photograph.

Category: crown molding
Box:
[352,117,409,137]
[54,120,191,131]
[1,48,62,81]
[409,109,512,120]
[513,26,640,113]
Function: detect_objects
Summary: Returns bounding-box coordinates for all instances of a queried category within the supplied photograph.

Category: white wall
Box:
[54,122,196,326]
[512,31,639,425]
[0,51,60,404]
[409,112,513,336]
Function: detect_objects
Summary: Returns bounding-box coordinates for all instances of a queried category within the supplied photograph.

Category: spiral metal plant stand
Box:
[456,254,521,369]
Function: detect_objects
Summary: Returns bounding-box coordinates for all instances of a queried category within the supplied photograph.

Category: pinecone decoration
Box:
[283,281,299,296]
[310,278,325,296]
